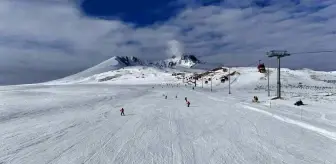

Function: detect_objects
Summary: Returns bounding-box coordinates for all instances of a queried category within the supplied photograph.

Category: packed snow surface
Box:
[1,63,336,164]
[0,82,336,164]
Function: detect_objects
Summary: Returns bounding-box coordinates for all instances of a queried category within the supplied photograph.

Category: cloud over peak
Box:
[0,0,336,84]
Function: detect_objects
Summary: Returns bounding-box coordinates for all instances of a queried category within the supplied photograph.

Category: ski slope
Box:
[2,56,336,164]
[0,83,336,164]
[49,66,181,85]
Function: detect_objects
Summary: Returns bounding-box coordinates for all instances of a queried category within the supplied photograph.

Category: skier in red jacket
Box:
[186,101,190,107]
[120,108,125,116]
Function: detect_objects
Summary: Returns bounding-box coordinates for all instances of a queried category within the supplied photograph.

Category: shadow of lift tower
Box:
[266,50,291,100]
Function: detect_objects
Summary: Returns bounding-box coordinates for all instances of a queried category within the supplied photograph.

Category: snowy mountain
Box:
[49,58,336,102]
[147,54,201,68]
[49,52,336,92]
[51,54,202,83]
[160,54,202,68]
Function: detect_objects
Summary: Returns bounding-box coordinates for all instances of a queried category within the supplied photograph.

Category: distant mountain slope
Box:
[47,54,336,98]
[52,55,202,83]
[56,56,143,82]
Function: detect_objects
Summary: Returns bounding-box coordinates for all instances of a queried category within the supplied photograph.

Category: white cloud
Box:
[168,1,336,69]
[1,0,336,84]
[167,40,184,57]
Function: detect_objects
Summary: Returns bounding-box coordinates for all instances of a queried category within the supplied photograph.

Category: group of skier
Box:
[120,92,191,116]
[163,94,191,107]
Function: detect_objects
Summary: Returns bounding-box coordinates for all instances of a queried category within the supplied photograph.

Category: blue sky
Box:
[81,0,185,26]
[0,0,336,84]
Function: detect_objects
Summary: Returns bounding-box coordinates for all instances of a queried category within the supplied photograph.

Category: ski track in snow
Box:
[0,85,336,164]
[190,88,336,141]
[240,104,336,141]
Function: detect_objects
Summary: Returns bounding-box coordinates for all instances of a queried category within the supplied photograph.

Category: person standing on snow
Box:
[120,108,125,116]
[186,101,190,107]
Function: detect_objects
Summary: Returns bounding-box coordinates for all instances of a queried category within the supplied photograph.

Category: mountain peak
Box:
[180,54,201,65]
[112,56,143,66]
[160,53,201,68]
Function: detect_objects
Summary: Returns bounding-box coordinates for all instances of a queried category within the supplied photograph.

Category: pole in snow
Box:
[211,77,212,92]
[182,74,185,83]
[277,57,280,98]
[194,77,196,87]
[228,67,231,94]
[267,66,270,97]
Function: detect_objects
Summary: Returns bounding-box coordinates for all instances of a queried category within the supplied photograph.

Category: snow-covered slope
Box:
[49,61,336,100]
[186,67,336,90]
[2,57,336,163]
[1,83,336,164]
[56,56,144,82]
[50,66,179,85]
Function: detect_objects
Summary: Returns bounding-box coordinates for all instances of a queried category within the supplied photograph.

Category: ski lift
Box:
[257,63,266,73]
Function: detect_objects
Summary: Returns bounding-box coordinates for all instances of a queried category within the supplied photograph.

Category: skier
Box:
[186,101,190,107]
[165,95,167,99]
[185,97,187,102]
[120,108,125,116]
[176,95,178,98]
[252,96,259,103]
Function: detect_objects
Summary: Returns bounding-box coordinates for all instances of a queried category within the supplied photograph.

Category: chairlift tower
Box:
[267,65,270,97]
[209,71,213,92]
[266,50,290,99]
